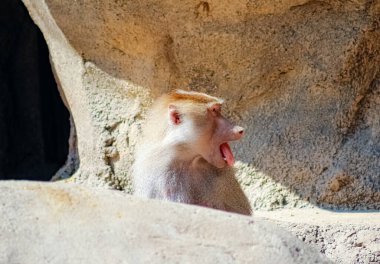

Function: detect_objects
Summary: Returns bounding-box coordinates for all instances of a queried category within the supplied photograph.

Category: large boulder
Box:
[21,0,380,209]
[0,181,329,264]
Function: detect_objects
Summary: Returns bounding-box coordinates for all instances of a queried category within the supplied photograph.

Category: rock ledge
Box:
[0,181,328,264]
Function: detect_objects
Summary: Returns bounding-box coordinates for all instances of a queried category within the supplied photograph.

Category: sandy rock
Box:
[256,209,380,263]
[0,181,329,264]
[21,0,380,209]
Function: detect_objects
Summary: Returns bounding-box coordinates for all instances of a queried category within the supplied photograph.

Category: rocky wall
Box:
[22,0,380,209]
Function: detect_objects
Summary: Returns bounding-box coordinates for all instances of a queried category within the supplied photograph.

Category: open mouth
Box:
[220,142,235,166]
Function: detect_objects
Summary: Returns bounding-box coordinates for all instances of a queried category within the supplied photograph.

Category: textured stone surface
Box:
[21,0,380,209]
[256,209,380,263]
[0,181,329,264]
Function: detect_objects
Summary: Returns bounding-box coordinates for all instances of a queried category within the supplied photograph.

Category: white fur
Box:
[176,89,224,104]
[163,118,198,146]
[133,118,208,203]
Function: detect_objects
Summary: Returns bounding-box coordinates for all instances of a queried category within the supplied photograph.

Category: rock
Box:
[256,209,380,263]
[0,181,329,264]
[21,0,380,209]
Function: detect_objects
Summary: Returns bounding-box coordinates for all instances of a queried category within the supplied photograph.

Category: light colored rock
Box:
[0,181,329,264]
[21,0,380,209]
[22,0,152,192]
[256,209,380,263]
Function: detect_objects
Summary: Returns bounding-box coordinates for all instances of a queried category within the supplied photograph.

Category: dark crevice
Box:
[0,0,70,181]
[341,77,379,144]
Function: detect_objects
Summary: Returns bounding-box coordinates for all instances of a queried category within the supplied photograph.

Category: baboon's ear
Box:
[168,104,181,125]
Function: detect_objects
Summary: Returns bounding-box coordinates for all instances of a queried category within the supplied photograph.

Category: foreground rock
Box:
[257,209,380,263]
[0,181,328,264]
[21,0,380,209]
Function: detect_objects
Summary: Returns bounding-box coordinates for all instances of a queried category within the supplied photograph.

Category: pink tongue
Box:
[220,143,235,166]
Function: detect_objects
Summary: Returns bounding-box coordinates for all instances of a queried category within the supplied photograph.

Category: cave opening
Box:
[0,0,70,181]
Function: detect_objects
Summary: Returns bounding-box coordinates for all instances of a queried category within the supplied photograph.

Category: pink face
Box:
[201,103,244,168]
[168,102,244,168]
